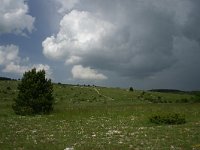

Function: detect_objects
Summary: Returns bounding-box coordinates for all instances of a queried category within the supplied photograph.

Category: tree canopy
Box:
[13,68,54,115]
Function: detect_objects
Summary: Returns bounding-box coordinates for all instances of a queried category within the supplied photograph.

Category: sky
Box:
[0,0,200,90]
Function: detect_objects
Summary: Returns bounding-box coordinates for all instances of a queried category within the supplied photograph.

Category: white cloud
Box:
[71,65,107,80]
[42,10,115,61]
[2,62,28,74]
[3,63,52,78]
[0,0,35,34]
[0,45,20,65]
[3,63,52,77]
[0,44,52,78]
[65,56,82,65]
[55,0,79,14]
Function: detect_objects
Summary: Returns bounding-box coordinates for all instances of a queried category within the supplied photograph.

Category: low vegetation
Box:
[149,112,186,125]
[0,79,200,149]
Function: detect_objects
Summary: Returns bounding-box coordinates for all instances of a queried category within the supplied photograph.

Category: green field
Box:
[0,80,200,149]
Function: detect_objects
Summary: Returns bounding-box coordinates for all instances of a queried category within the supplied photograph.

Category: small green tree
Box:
[129,87,133,92]
[12,68,54,115]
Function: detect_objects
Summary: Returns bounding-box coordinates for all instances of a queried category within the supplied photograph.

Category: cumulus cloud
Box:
[71,65,107,80]
[2,62,28,74]
[54,0,79,14]
[3,63,52,78]
[42,10,114,60]
[65,56,82,65]
[0,45,20,65]
[0,0,35,34]
[43,0,200,85]
[0,44,52,78]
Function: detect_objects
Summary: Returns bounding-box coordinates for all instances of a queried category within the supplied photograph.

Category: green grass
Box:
[0,80,200,149]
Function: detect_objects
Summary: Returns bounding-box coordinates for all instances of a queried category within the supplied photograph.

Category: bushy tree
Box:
[12,68,54,115]
[129,87,133,92]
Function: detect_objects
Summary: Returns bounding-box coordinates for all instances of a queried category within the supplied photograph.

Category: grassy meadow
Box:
[0,80,200,149]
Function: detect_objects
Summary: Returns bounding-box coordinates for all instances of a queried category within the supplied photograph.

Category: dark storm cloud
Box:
[79,0,178,78]
[43,0,200,89]
[182,0,200,43]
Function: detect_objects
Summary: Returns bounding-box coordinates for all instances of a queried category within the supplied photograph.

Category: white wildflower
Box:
[64,148,74,150]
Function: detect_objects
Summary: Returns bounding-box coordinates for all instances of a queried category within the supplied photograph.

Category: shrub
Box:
[193,94,200,103]
[176,98,189,103]
[150,112,186,125]
[12,68,54,115]
[7,86,11,90]
[2,90,7,94]
[141,91,146,96]
[129,87,133,92]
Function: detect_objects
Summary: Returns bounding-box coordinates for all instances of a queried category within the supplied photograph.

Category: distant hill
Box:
[0,77,12,81]
[0,77,17,81]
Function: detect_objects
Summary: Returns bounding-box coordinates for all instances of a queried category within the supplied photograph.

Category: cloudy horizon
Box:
[0,0,200,90]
